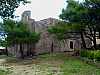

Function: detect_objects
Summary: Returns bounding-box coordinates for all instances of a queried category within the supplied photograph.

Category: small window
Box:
[70,41,73,49]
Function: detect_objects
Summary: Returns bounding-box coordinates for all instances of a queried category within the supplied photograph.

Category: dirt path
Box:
[0,58,62,75]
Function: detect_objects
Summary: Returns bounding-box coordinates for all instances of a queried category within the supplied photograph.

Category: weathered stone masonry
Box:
[7,11,92,57]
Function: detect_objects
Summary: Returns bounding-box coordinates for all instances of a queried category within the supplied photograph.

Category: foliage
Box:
[0,69,11,75]
[48,0,88,48]
[59,0,88,22]
[80,50,100,61]
[0,0,30,18]
[48,21,68,40]
[60,0,100,25]
[48,0,100,49]
[0,19,40,58]
[0,39,7,47]
[48,21,81,40]
[1,19,40,46]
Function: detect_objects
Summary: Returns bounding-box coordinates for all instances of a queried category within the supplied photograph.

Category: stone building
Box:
[8,11,92,57]
[21,11,91,54]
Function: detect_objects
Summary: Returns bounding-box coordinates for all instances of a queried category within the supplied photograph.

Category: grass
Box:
[0,69,11,75]
[0,53,100,75]
[38,53,100,75]
[0,69,7,75]
[61,57,100,75]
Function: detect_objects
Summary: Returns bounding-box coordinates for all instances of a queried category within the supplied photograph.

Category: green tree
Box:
[48,0,100,49]
[2,19,40,58]
[0,0,29,19]
[49,0,88,49]
[59,0,100,49]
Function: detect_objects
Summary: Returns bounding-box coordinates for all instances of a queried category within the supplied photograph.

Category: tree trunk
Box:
[80,31,87,49]
[88,26,97,49]
[93,37,96,49]
[30,43,35,57]
[20,43,24,59]
[93,29,96,49]
[99,31,100,39]
[27,43,30,56]
[51,42,54,53]
[5,47,8,56]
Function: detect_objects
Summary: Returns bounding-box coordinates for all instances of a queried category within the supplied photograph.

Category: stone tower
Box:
[21,11,31,22]
[21,11,35,32]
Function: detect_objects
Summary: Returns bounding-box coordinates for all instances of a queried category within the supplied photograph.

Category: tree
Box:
[48,21,83,40]
[0,0,29,19]
[0,0,30,45]
[2,19,40,58]
[48,21,68,40]
[48,0,88,49]
[83,0,100,49]
[48,0,100,49]
[59,0,100,49]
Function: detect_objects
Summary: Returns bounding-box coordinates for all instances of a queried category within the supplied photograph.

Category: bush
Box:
[88,51,94,60]
[80,50,100,61]
[95,50,100,61]
[80,50,88,57]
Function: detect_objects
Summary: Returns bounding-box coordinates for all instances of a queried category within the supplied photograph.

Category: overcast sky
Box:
[15,0,66,21]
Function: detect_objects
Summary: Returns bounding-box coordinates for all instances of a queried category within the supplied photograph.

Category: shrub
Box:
[80,50,100,61]
[88,51,94,60]
[95,50,100,61]
[80,50,88,57]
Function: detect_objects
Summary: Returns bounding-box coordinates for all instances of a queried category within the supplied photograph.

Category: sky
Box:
[15,0,67,21]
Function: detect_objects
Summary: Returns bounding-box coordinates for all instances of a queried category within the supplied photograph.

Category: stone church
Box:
[7,11,92,57]
[21,11,92,53]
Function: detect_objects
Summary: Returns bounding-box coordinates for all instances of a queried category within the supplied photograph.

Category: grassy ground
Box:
[0,69,9,75]
[0,53,100,75]
[38,53,100,75]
